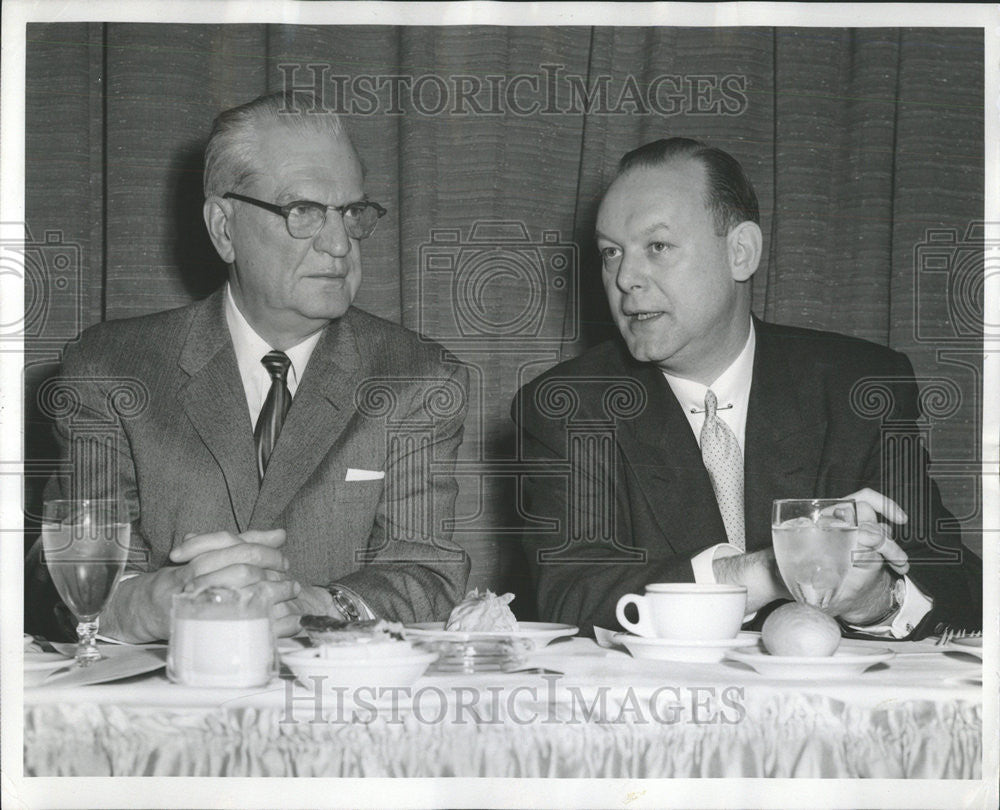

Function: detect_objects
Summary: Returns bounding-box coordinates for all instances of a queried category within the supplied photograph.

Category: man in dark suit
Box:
[34,92,469,641]
[513,137,981,639]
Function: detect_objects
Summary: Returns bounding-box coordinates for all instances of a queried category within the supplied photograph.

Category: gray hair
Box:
[203,91,352,198]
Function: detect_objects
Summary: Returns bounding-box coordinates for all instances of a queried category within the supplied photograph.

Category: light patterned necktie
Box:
[699,389,745,551]
[254,351,292,480]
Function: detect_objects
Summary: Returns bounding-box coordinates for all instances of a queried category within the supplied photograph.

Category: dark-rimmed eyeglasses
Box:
[223,192,387,240]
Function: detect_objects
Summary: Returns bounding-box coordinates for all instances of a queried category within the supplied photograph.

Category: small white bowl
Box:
[281,645,437,690]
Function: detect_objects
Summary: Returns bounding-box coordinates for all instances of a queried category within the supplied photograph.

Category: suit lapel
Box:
[615,359,729,550]
[249,312,362,529]
[744,319,828,551]
[178,291,259,531]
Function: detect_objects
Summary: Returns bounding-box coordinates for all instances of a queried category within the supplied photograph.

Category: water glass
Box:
[41,499,130,666]
[168,586,277,688]
[772,499,858,610]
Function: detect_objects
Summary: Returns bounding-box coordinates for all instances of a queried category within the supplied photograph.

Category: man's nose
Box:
[615,252,646,292]
[311,210,353,257]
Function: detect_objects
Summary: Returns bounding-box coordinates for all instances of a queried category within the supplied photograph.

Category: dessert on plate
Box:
[445,588,518,632]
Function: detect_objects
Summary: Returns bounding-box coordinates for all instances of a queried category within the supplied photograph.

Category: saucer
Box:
[613,632,759,663]
[726,643,894,678]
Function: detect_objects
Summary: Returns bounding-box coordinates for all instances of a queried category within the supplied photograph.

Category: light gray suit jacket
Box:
[43,289,470,623]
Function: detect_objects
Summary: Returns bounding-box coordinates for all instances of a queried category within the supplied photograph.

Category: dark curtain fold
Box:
[24,24,984,593]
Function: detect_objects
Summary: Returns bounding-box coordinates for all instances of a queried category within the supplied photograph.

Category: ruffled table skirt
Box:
[24,692,981,778]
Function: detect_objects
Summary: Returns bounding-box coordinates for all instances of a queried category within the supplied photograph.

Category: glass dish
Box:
[410,636,535,673]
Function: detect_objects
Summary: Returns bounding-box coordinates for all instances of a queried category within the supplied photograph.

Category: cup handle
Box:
[615,593,654,637]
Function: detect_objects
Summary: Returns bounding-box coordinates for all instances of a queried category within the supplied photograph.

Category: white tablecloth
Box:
[23,637,983,778]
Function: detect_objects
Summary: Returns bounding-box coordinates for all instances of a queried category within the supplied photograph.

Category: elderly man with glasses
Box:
[35,92,470,642]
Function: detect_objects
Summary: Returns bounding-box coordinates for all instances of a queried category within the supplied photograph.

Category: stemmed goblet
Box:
[41,499,130,666]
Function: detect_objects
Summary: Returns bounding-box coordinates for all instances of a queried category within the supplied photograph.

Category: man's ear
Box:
[203,196,235,264]
[727,221,762,282]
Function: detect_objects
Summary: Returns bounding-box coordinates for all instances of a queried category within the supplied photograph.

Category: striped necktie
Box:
[254,351,292,480]
[699,389,746,551]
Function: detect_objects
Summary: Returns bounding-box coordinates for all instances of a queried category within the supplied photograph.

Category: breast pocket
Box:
[335,478,385,502]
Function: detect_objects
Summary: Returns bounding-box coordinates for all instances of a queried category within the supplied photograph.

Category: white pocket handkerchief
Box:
[345,468,385,481]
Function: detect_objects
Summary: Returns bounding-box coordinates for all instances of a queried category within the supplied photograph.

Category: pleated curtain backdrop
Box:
[24,25,984,599]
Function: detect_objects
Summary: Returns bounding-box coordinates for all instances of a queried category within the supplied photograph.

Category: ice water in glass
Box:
[771,499,857,609]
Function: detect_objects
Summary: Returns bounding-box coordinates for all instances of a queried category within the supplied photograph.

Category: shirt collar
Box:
[223,282,323,389]
[662,321,756,412]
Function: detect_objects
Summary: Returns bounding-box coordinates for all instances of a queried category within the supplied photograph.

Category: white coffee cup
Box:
[615,583,748,640]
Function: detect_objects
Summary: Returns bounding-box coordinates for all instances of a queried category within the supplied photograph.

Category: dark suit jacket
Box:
[33,289,470,631]
[512,318,982,638]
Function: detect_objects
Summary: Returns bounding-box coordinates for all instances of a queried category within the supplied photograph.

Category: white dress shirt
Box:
[663,321,756,457]
[224,284,323,427]
[668,320,929,638]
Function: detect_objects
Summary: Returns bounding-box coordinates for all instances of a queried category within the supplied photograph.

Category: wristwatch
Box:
[867,574,906,627]
[325,586,362,623]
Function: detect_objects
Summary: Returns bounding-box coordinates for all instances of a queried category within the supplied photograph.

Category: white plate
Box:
[26,645,166,688]
[24,652,72,687]
[614,632,759,663]
[952,636,983,651]
[24,650,67,669]
[277,637,310,654]
[404,621,578,645]
[726,643,894,678]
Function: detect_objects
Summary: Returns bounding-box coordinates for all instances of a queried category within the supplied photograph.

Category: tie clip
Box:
[690,403,734,414]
